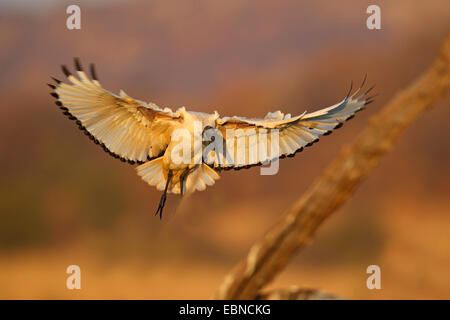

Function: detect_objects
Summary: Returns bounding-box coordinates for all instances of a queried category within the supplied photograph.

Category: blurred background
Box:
[0,0,449,299]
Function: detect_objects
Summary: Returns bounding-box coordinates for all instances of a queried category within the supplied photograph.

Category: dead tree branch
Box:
[215,33,450,300]
[257,286,341,300]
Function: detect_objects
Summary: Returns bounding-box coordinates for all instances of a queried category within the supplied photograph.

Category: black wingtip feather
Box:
[364,85,375,95]
[360,74,367,89]
[61,65,71,77]
[47,83,56,89]
[90,64,98,80]
[345,81,353,99]
[51,77,62,84]
[74,57,83,71]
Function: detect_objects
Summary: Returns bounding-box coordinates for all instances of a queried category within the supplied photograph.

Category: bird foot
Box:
[154,193,167,219]
[154,170,173,219]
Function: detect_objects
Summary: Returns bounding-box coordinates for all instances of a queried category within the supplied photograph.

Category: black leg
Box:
[179,170,189,196]
[154,170,173,219]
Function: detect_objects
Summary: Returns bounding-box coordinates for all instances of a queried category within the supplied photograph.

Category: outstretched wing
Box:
[48,58,182,164]
[210,79,374,170]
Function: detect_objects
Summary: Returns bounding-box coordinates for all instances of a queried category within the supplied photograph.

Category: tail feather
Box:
[136,159,220,194]
[136,157,167,192]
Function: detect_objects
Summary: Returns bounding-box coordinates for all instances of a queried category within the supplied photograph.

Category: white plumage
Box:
[49,58,374,217]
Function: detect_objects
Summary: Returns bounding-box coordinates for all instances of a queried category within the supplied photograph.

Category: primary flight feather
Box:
[48,58,374,218]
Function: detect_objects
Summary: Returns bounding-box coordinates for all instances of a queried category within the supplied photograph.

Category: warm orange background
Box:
[0,0,449,299]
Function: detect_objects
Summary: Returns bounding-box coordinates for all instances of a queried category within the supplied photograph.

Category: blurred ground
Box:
[0,0,449,299]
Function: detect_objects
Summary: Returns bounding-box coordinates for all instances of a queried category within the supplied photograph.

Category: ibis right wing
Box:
[49,58,182,164]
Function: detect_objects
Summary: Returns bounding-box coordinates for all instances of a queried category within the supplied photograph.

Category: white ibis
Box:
[49,58,374,218]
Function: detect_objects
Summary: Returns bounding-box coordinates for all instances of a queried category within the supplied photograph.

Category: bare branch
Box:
[257,286,341,300]
[216,33,450,300]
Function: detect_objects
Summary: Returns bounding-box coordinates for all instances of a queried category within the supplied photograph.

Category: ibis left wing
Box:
[210,80,374,170]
